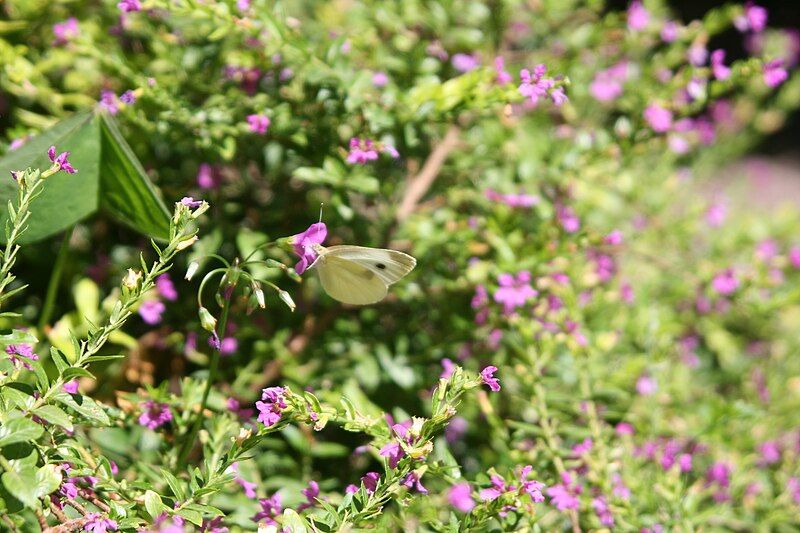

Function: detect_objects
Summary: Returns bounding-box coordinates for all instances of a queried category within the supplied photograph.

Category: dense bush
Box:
[1,0,799,530]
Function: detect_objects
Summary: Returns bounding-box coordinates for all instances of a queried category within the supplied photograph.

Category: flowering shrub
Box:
[1,0,799,531]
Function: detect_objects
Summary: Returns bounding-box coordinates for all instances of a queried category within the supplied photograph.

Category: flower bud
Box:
[191,201,210,219]
[176,235,198,251]
[253,282,266,308]
[185,261,199,280]
[278,290,296,312]
[122,268,142,290]
[198,307,217,332]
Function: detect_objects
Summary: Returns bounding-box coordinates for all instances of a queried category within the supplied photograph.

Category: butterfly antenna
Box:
[318,203,324,224]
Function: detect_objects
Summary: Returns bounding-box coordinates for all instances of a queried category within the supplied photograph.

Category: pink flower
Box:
[763,59,788,88]
[687,45,708,67]
[5,344,38,371]
[546,471,582,511]
[592,496,614,527]
[361,472,380,493]
[297,480,320,510]
[494,56,513,85]
[440,358,456,379]
[84,514,117,533]
[247,114,271,134]
[236,477,258,499]
[734,2,768,33]
[53,18,79,45]
[448,482,475,512]
[446,416,468,443]
[636,375,657,396]
[402,472,428,494]
[119,90,136,105]
[138,300,165,325]
[452,53,479,72]
[180,196,202,208]
[255,387,288,427]
[615,422,634,435]
[197,163,218,189]
[63,380,79,394]
[755,239,779,261]
[138,400,172,429]
[644,104,673,133]
[156,274,178,301]
[48,145,77,174]
[484,189,539,208]
[788,477,800,504]
[117,0,141,12]
[518,65,566,107]
[99,90,119,115]
[711,50,731,81]
[480,365,501,392]
[372,71,389,87]
[289,222,327,275]
[757,440,781,465]
[604,230,623,245]
[705,201,727,227]
[627,1,650,31]
[661,21,679,42]
[711,269,739,295]
[253,493,281,525]
[346,137,379,164]
[789,246,800,268]
[556,204,580,233]
[493,271,537,313]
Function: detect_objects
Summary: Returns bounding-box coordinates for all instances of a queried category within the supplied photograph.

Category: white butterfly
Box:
[308,245,417,305]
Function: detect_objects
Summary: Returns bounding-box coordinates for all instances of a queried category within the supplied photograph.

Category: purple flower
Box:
[138,400,172,430]
[297,480,320,511]
[763,59,788,88]
[197,163,218,189]
[362,472,380,493]
[156,274,178,301]
[706,201,727,227]
[789,246,800,268]
[480,365,501,392]
[711,269,739,295]
[494,56,513,85]
[236,477,257,499]
[519,465,545,502]
[200,516,228,533]
[63,379,79,394]
[219,336,238,356]
[518,65,565,107]
[446,416,468,443]
[687,45,708,67]
[289,222,327,275]
[479,474,506,501]
[117,0,142,12]
[99,90,119,115]
[47,145,77,174]
[448,482,475,512]
[5,344,38,371]
[493,271,537,313]
[788,477,800,504]
[53,18,79,45]
[711,50,731,81]
[757,440,781,465]
[484,189,539,208]
[255,386,288,427]
[644,104,673,133]
[346,137,379,164]
[636,375,657,396]
[402,472,428,494]
[546,471,582,511]
[119,90,137,104]
[604,230,623,245]
[59,481,79,500]
[247,114,271,134]
[372,71,389,87]
[452,53,479,72]
[755,239,779,261]
[661,21,679,42]
[253,493,281,525]
[556,204,580,233]
[612,474,631,500]
[440,358,456,379]
[84,513,117,533]
[735,2,768,33]
[616,422,634,435]
[592,496,614,527]
[138,300,165,325]
[627,1,650,31]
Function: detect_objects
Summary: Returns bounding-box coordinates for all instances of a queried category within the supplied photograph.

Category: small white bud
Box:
[185,261,199,280]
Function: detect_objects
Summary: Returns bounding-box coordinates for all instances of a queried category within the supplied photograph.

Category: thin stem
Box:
[177,292,233,468]
[38,226,74,332]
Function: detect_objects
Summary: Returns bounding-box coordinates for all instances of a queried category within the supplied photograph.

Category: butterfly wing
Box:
[315,254,389,305]
[320,245,416,285]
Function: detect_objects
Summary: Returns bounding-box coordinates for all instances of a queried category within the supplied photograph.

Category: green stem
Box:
[38,226,74,332]
[177,293,233,468]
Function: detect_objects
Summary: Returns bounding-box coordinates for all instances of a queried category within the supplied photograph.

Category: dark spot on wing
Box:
[376,263,386,270]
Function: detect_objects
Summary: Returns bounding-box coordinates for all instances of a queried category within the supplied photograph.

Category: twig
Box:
[394,126,460,223]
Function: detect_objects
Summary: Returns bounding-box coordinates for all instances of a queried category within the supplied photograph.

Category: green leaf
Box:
[50,347,68,373]
[54,392,111,426]
[282,509,311,532]
[0,112,100,243]
[0,464,60,509]
[97,112,171,240]
[175,507,203,527]
[143,489,168,519]
[161,469,186,500]
[0,329,38,346]
[31,405,73,431]
[0,416,44,446]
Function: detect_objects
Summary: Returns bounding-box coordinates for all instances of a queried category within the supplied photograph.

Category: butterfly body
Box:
[309,245,417,305]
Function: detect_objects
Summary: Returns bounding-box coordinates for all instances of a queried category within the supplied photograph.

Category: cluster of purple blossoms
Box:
[345,137,399,165]
[493,271,537,314]
[117,0,141,13]
[480,465,546,507]
[247,113,271,135]
[48,145,77,174]
[636,438,697,473]
[253,492,281,525]
[763,59,789,88]
[53,18,79,45]
[643,104,673,133]
[546,471,583,511]
[590,61,631,102]
[518,65,567,107]
[138,400,172,430]
[84,513,117,532]
[556,203,580,233]
[5,344,38,371]
[255,386,288,427]
[734,2,768,33]
[379,420,417,468]
[484,189,539,208]
[706,461,733,502]
[627,1,650,31]
[711,268,740,296]
[592,495,614,527]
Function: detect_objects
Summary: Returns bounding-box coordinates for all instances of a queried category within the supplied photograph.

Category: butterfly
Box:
[308,245,417,305]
